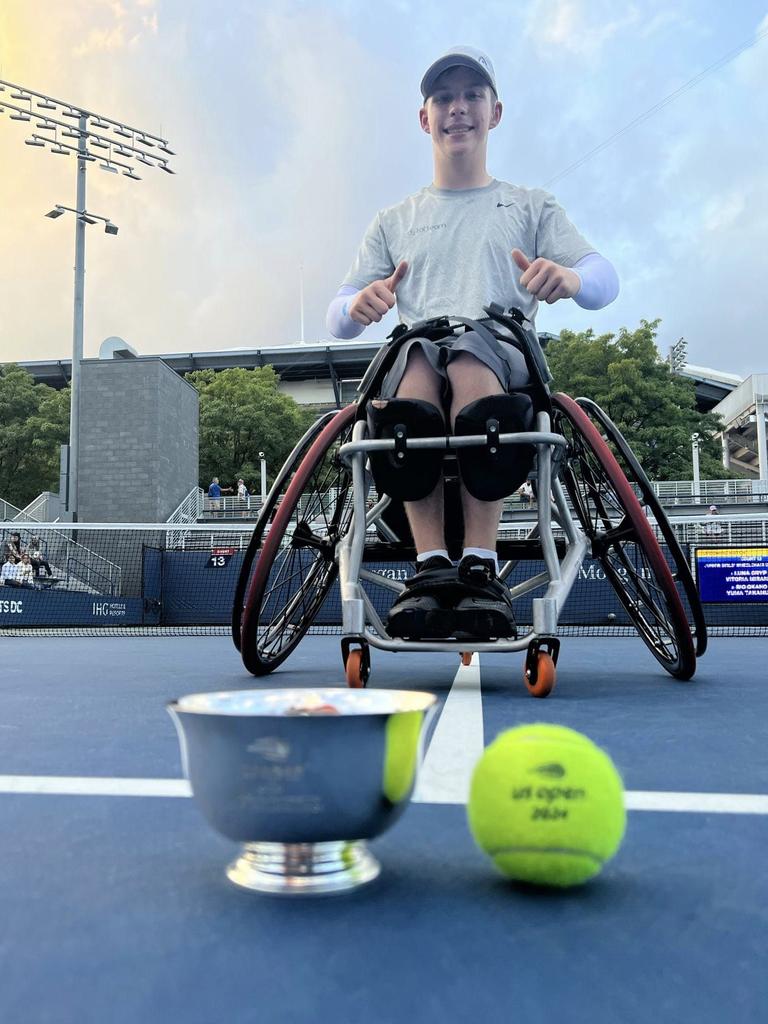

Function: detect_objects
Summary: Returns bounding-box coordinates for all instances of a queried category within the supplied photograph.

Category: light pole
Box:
[46,203,119,518]
[259,452,268,506]
[691,432,701,504]
[299,261,305,344]
[0,79,176,521]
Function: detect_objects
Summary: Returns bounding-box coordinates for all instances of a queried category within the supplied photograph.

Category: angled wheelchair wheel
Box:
[236,405,356,675]
[574,397,707,657]
[552,393,696,681]
[232,408,344,650]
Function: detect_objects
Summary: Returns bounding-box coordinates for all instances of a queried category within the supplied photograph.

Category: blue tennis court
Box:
[1,633,766,1023]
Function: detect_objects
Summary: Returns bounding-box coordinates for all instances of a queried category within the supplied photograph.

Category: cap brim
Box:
[421,57,496,99]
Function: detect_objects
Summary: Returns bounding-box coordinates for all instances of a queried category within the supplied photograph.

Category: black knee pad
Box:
[454,393,535,501]
[367,398,445,501]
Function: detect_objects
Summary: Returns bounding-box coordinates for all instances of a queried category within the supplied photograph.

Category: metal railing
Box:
[652,479,768,504]
[166,487,205,548]
[202,494,264,518]
[1,498,24,521]
[166,487,205,525]
[660,511,768,547]
[65,551,122,596]
[15,492,47,522]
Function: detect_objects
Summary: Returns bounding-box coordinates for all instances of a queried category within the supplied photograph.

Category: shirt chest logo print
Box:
[497,201,514,208]
[407,223,447,236]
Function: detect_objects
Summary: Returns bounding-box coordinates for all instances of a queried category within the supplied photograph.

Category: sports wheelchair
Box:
[233,305,706,698]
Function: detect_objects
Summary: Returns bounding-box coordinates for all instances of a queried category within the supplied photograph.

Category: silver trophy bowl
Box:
[168,688,437,896]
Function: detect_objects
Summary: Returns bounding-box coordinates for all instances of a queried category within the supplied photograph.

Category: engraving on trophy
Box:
[237,792,325,814]
[246,737,291,762]
[240,763,305,782]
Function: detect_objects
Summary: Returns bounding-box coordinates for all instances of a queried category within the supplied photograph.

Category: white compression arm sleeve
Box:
[571,252,619,310]
[326,285,365,340]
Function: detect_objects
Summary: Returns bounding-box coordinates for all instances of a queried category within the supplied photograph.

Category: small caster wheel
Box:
[460,651,473,667]
[524,650,556,698]
[345,648,369,688]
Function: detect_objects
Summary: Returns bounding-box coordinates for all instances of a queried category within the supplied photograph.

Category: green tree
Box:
[546,319,730,481]
[0,365,70,508]
[187,366,315,490]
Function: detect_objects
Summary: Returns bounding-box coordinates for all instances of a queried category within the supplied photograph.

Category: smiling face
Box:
[419,65,502,164]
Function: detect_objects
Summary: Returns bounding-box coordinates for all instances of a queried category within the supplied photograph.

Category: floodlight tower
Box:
[0,79,176,520]
[668,337,688,373]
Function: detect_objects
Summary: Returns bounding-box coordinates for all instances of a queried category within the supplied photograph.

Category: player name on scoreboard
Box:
[695,547,768,603]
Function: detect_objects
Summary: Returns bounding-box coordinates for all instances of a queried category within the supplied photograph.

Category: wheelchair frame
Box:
[234,311,703,697]
[337,409,585,660]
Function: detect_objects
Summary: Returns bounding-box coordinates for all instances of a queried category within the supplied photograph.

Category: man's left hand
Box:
[512,249,580,304]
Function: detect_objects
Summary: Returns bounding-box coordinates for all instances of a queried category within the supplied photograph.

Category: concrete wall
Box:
[77,358,198,523]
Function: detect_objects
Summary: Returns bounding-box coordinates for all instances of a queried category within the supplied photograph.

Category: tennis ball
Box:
[383,711,422,803]
[467,724,625,887]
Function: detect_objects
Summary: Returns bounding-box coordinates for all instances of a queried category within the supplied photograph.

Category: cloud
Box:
[72,0,158,56]
[524,0,641,58]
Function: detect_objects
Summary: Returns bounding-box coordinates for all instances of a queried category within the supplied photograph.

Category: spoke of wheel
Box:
[568,430,679,659]
[243,417,354,669]
[604,547,677,656]
[259,551,327,654]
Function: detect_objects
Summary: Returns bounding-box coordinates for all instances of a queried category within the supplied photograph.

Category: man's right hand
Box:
[348,261,408,325]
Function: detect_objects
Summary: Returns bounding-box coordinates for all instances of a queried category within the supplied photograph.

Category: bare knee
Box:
[447,353,503,425]
[396,348,443,408]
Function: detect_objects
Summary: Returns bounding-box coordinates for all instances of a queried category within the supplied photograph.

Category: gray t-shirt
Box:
[343,178,595,325]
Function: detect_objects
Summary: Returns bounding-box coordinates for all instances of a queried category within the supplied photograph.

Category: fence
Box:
[652,479,768,504]
[1,514,765,635]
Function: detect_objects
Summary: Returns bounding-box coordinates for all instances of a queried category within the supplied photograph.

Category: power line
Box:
[544,24,768,188]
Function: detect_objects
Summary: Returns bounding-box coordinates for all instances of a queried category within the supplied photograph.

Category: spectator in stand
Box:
[3,532,23,564]
[236,478,251,517]
[15,553,35,586]
[28,536,53,578]
[208,477,233,518]
[704,504,723,536]
[1,558,19,585]
[518,480,534,510]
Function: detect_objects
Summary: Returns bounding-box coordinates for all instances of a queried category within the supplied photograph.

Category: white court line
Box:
[0,775,767,814]
[0,776,191,797]
[624,791,768,814]
[413,652,485,805]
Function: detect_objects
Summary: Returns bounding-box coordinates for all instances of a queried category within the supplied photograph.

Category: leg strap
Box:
[367,398,445,501]
[454,393,535,501]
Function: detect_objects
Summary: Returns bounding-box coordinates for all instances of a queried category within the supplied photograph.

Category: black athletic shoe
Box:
[416,555,453,573]
[458,554,497,585]
[386,556,455,639]
[454,555,517,640]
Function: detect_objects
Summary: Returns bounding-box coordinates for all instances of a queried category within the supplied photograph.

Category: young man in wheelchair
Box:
[326,46,619,641]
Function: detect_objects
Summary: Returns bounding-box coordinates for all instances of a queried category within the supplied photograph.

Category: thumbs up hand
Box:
[349,261,409,325]
[512,249,580,305]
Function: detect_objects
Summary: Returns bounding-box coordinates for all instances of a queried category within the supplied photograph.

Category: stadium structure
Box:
[11,336,768,481]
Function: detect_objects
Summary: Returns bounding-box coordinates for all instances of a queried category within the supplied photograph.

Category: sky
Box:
[0,0,766,378]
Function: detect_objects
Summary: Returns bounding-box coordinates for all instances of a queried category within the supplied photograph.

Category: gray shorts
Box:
[378,322,531,401]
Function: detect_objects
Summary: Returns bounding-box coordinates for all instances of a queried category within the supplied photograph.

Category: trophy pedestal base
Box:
[226,840,381,895]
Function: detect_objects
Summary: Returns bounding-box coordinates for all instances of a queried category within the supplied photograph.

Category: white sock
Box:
[462,547,499,573]
[417,549,450,564]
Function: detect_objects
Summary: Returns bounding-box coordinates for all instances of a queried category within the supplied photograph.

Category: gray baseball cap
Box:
[420,46,498,99]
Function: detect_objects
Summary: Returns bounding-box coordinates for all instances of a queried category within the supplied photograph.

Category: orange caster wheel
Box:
[344,648,369,688]
[460,651,473,667]
[524,651,557,698]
